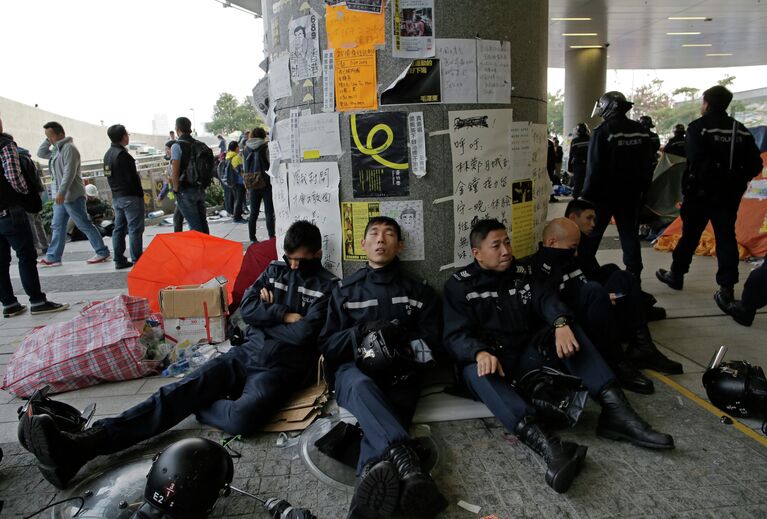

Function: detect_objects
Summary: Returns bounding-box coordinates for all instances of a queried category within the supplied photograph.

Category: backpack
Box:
[242,145,267,190]
[178,139,215,189]
[18,154,44,213]
[216,158,232,187]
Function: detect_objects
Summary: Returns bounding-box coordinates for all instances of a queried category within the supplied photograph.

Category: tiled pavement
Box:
[0,207,765,517]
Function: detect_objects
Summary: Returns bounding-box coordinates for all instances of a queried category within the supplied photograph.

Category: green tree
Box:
[206,93,262,135]
[547,90,564,137]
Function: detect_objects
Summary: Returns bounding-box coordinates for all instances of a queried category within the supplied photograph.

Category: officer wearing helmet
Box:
[639,115,661,171]
[664,124,687,157]
[581,91,654,279]
[567,123,590,198]
[656,85,762,307]
[319,216,446,519]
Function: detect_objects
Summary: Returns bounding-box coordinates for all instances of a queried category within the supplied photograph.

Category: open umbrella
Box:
[231,238,278,310]
[128,231,244,313]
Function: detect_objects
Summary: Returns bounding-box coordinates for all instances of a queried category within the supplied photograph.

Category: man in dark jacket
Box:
[319,216,446,519]
[568,123,590,198]
[639,115,661,172]
[581,91,654,279]
[656,85,763,306]
[244,127,275,243]
[664,124,687,157]
[104,124,144,269]
[443,219,673,494]
[20,221,337,489]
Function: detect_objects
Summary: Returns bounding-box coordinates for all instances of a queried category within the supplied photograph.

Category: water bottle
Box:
[148,210,165,218]
[162,358,189,377]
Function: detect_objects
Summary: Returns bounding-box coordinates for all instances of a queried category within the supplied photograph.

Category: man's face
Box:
[701,99,709,116]
[294,28,306,51]
[473,229,513,272]
[362,223,403,268]
[45,128,62,144]
[401,212,416,228]
[284,246,321,270]
[122,130,130,146]
[569,209,596,236]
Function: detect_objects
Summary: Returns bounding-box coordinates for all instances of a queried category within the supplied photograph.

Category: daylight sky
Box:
[3,1,765,135]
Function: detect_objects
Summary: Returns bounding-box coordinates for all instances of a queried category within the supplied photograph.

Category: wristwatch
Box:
[553,316,569,328]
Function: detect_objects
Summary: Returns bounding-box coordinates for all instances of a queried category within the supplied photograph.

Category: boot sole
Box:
[400,475,448,519]
[596,426,674,450]
[545,449,583,494]
[354,461,400,517]
[620,381,655,395]
[27,416,80,488]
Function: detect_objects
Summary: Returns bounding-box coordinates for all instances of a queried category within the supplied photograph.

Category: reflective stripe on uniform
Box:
[391,296,425,308]
[700,128,752,137]
[272,281,289,291]
[297,286,324,298]
[607,132,647,141]
[344,299,379,309]
[466,291,499,300]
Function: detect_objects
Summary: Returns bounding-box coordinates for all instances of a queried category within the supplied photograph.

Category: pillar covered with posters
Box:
[255,0,549,288]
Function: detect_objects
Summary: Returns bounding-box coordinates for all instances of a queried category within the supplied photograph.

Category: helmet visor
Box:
[590,100,601,119]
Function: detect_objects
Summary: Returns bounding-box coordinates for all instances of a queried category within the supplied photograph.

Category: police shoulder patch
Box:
[452,269,472,281]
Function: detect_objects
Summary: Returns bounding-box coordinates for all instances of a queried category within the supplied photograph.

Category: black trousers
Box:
[742,261,767,311]
[582,197,643,276]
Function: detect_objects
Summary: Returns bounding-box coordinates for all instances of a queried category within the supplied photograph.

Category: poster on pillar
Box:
[380,59,441,105]
[325,4,385,50]
[392,0,435,58]
[251,77,270,122]
[289,14,322,82]
[529,123,550,242]
[341,201,425,261]
[335,47,378,112]
[449,109,514,265]
[511,179,535,258]
[350,112,410,198]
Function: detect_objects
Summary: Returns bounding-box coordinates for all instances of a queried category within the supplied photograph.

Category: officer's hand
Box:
[283,312,302,323]
[554,325,579,358]
[475,351,505,377]
[259,288,274,303]
[55,193,65,205]
[608,293,618,305]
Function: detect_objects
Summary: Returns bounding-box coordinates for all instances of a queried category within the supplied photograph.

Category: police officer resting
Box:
[18,220,338,489]
[442,219,674,494]
[318,216,447,519]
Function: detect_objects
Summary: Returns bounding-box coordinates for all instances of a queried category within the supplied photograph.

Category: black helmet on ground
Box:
[702,346,767,419]
[17,385,94,448]
[591,91,633,120]
[575,123,589,137]
[639,115,655,129]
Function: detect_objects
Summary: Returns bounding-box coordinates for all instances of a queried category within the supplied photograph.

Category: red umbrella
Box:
[232,238,278,310]
[128,231,244,313]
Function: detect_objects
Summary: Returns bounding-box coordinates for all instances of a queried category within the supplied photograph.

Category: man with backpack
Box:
[170,117,212,234]
[224,141,247,223]
[243,128,275,242]
[0,115,68,317]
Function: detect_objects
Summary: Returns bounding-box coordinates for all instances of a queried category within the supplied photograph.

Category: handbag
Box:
[516,366,589,428]
[242,171,266,190]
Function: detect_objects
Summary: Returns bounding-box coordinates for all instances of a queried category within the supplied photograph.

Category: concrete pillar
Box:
[564,48,607,135]
[264,0,548,288]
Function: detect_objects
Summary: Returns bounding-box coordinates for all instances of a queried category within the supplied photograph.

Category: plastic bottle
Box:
[148,210,165,218]
[162,358,189,377]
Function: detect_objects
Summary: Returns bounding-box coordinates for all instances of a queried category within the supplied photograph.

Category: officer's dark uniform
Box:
[318,258,439,473]
[742,261,767,313]
[647,129,661,171]
[568,134,589,198]
[664,134,686,157]
[442,260,614,434]
[95,260,337,449]
[581,116,653,277]
[668,112,762,287]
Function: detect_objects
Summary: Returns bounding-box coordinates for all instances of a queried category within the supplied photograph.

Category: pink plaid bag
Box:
[2,295,161,397]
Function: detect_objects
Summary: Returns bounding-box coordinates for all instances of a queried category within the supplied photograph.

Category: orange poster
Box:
[325,4,385,49]
[335,47,378,112]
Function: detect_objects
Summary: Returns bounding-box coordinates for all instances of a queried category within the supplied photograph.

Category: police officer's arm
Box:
[264,290,333,347]
[581,130,606,200]
[738,127,763,184]
[442,279,493,365]
[239,266,289,327]
[317,287,357,365]
[530,272,579,357]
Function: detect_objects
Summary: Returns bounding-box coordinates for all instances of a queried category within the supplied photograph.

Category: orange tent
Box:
[128,231,244,312]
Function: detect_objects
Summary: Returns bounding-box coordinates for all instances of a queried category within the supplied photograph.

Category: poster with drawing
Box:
[392,0,435,58]
[341,201,425,261]
[289,14,321,81]
[350,112,410,197]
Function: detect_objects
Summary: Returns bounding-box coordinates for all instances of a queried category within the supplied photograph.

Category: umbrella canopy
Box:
[128,231,244,313]
[232,238,278,311]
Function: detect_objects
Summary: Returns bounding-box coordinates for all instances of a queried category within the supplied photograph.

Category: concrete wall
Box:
[0,96,167,162]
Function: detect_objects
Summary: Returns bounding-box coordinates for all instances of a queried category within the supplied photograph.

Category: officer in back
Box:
[639,115,661,172]
[664,124,687,157]
[319,216,446,519]
[568,123,590,198]
[443,219,673,495]
[656,85,762,306]
[581,91,654,280]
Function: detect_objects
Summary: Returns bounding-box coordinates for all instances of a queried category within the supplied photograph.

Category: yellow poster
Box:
[342,202,381,260]
[325,4,385,50]
[335,47,378,112]
[511,178,535,258]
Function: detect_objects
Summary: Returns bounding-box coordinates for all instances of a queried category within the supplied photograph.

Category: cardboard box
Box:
[160,277,228,344]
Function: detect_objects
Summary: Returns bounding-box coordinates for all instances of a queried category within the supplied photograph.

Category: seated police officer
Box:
[19,220,338,489]
[443,219,674,494]
[319,216,446,519]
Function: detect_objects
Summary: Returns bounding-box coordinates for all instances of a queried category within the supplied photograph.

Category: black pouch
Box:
[517,366,589,428]
[314,421,363,468]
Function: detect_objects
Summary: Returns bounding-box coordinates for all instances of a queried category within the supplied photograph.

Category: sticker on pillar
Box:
[342,201,424,261]
[408,112,427,177]
[346,0,384,13]
[351,112,410,198]
[381,59,441,105]
[392,0,435,59]
[322,49,335,112]
[326,4,385,50]
[289,14,321,81]
[511,179,535,258]
[335,47,378,112]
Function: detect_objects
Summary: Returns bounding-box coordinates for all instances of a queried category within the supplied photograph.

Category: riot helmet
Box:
[17,385,94,448]
[575,123,589,137]
[638,115,655,129]
[591,91,632,120]
[702,346,767,419]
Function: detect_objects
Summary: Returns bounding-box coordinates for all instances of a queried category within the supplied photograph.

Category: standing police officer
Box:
[639,115,661,172]
[664,124,687,157]
[319,216,446,519]
[581,92,654,280]
[656,85,762,305]
[568,123,590,198]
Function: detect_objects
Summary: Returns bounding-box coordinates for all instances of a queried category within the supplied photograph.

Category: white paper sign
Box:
[251,76,270,121]
[436,38,478,103]
[509,121,532,179]
[477,40,511,104]
[392,0,436,58]
[322,49,335,112]
[272,163,291,255]
[289,14,322,81]
[274,118,292,161]
[290,109,301,163]
[269,55,293,101]
[267,141,282,178]
[380,200,425,261]
[300,113,342,158]
[449,109,514,264]
[408,112,427,177]
[530,123,550,241]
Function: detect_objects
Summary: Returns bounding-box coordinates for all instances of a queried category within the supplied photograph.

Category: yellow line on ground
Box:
[647,370,767,448]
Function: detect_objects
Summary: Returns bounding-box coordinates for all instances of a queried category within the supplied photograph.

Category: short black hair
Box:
[364,216,402,241]
[294,26,306,36]
[175,117,192,134]
[252,127,267,139]
[228,140,239,152]
[217,134,223,139]
[165,139,176,148]
[107,124,127,144]
[470,219,506,249]
[284,220,322,253]
[703,85,734,112]
[564,198,597,218]
[43,121,65,136]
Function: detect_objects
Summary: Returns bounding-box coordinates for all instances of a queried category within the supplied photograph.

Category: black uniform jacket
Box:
[568,135,589,172]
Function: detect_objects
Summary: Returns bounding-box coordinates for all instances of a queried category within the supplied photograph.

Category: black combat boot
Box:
[715,285,735,306]
[387,443,447,518]
[655,269,683,290]
[20,413,109,489]
[596,383,674,450]
[514,417,587,494]
[350,459,400,518]
[728,301,756,327]
[611,360,655,395]
[627,326,683,374]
